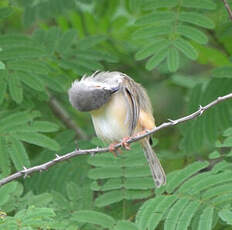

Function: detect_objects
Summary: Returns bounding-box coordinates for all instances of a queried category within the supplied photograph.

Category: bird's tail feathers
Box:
[141,138,166,188]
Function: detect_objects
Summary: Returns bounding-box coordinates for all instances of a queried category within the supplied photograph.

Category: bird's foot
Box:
[121,137,131,150]
[109,143,119,157]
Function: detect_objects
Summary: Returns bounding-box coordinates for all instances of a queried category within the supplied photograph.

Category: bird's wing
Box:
[122,76,140,135]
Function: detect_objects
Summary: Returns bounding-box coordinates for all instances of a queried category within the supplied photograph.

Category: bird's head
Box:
[68,72,121,112]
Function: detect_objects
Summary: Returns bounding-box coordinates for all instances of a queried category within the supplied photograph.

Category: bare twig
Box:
[222,0,232,21]
[0,93,232,187]
[48,91,88,139]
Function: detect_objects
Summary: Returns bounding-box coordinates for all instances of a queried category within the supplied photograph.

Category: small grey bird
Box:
[68,71,166,187]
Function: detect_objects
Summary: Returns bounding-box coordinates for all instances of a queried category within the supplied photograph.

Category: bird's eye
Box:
[96,85,101,88]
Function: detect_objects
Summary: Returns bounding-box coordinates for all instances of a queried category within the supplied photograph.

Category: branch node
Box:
[168,119,177,124]
[90,147,99,156]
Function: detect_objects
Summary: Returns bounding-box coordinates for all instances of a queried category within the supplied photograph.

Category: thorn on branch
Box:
[39,165,48,173]
[54,154,61,162]
[198,105,204,115]
[22,166,28,179]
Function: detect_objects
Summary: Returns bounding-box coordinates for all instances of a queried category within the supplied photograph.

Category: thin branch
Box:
[48,91,88,140]
[222,0,232,21]
[0,93,232,187]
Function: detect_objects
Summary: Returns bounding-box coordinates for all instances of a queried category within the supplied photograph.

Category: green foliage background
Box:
[0,0,232,229]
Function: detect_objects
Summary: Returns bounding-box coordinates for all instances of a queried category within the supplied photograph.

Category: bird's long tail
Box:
[141,138,166,188]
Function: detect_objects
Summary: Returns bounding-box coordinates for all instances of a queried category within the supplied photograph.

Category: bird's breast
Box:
[90,92,130,143]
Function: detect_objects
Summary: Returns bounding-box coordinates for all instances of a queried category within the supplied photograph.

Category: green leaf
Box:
[95,190,124,207]
[0,111,38,132]
[165,161,209,193]
[0,7,13,19]
[218,209,232,225]
[124,166,150,177]
[72,210,115,228]
[0,34,36,48]
[33,27,61,54]
[0,137,11,176]
[88,167,123,179]
[182,0,216,10]
[135,39,169,60]
[128,0,142,12]
[176,200,201,230]
[0,46,48,61]
[180,171,232,194]
[223,127,232,136]
[8,73,23,104]
[88,154,119,167]
[16,71,45,91]
[193,44,231,67]
[223,136,232,147]
[76,58,103,71]
[7,137,30,170]
[177,25,208,44]
[31,121,59,133]
[124,190,152,200]
[212,66,232,78]
[0,70,7,104]
[171,74,198,88]
[167,47,180,72]
[209,150,220,159]
[164,198,190,230]
[136,196,164,229]
[197,206,214,230]
[22,192,53,208]
[77,35,107,50]
[91,178,122,191]
[179,12,214,29]
[16,206,55,220]
[8,60,49,75]
[57,29,77,54]
[181,78,232,152]
[143,0,178,9]
[41,74,65,92]
[146,47,168,70]
[0,182,18,206]
[13,132,60,151]
[0,60,5,70]
[114,220,139,230]
[135,12,175,25]
[133,25,172,39]
[125,177,154,190]
[174,38,198,60]
[148,195,178,230]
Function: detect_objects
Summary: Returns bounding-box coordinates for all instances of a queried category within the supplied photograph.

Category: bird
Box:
[68,71,166,188]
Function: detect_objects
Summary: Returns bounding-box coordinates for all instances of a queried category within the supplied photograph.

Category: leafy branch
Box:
[0,92,232,187]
